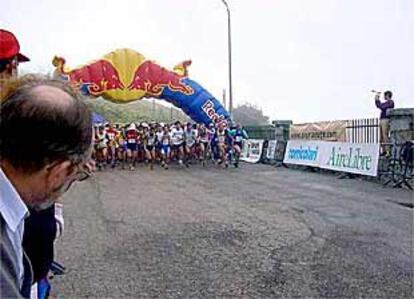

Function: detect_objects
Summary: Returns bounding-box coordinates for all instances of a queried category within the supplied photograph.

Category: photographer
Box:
[374,90,395,145]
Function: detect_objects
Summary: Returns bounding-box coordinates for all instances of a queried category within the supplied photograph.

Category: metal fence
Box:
[346,118,380,144]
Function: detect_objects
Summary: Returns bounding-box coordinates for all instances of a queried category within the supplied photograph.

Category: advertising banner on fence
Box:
[240,139,264,163]
[283,140,380,176]
[319,142,380,176]
[283,140,322,167]
[290,120,347,141]
[239,140,249,161]
[266,140,277,160]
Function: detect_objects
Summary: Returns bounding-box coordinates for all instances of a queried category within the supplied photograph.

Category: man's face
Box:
[0,57,18,77]
[27,136,93,211]
[28,157,92,211]
[0,57,18,100]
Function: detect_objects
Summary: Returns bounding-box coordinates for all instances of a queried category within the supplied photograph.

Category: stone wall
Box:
[389,108,414,158]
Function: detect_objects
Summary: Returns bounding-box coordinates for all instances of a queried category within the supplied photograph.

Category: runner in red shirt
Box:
[125,123,139,170]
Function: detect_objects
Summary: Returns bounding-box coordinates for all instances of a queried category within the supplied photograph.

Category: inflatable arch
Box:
[52,49,230,125]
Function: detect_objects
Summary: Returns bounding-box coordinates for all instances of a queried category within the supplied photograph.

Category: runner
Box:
[184,123,197,166]
[105,123,118,168]
[216,122,229,168]
[145,126,157,170]
[160,125,171,169]
[141,123,150,165]
[156,123,165,163]
[95,125,108,170]
[136,123,144,163]
[125,123,139,170]
[198,124,209,167]
[91,125,98,162]
[192,123,200,161]
[229,123,248,167]
[170,121,185,165]
[208,123,217,162]
[115,127,127,169]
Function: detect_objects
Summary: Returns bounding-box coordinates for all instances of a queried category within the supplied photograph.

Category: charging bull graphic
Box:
[52,49,230,125]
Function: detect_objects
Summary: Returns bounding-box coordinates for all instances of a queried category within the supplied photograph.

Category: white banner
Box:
[283,140,322,167]
[240,139,264,163]
[240,140,249,160]
[266,140,277,160]
[319,142,380,176]
[284,140,380,176]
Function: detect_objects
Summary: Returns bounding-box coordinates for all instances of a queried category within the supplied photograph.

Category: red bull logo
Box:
[52,57,124,96]
[52,50,194,102]
[127,61,194,96]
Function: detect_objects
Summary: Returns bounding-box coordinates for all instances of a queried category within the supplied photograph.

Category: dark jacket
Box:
[375,99,394,119]
[23,205,56,283]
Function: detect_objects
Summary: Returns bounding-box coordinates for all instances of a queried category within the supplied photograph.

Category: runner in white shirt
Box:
[170,121,185,165]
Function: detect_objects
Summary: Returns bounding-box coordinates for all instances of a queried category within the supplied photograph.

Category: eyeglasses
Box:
[74,169,91,182]
[60,166,92,194]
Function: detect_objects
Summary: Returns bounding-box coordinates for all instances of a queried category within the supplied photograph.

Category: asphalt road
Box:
[53,163,413,298]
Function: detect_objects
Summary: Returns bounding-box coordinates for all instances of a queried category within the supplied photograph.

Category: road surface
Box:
[53,163,413,298]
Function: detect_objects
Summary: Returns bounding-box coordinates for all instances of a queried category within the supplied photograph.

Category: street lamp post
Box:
[221,0,233,118]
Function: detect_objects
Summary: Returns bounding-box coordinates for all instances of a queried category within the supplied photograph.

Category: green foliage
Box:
[85,98,189,123]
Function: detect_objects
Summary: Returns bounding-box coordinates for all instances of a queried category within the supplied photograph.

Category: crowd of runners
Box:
[93,120,249,170]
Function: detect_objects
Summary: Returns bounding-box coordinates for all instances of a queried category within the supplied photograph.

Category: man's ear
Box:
[45,161,73,186]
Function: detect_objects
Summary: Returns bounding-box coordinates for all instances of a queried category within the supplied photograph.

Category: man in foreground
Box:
[0,77,93,298]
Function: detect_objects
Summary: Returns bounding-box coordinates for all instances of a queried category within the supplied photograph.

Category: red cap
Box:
[0,29,30,62]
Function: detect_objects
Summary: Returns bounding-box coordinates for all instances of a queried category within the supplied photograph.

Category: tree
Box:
[85,98,188,124]
[232,102,269,126]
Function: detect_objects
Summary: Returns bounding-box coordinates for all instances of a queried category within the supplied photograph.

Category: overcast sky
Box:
[1,0,413,122]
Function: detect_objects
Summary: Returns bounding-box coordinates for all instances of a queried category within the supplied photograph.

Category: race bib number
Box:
[235,136,242,142]
[128,139,136,143]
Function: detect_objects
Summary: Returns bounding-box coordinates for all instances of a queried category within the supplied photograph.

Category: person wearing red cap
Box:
[0,29,30,100]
